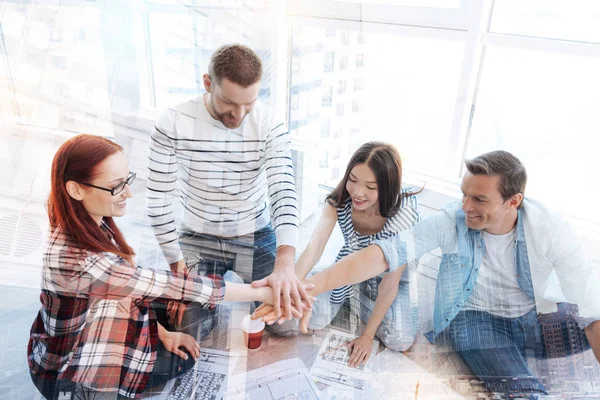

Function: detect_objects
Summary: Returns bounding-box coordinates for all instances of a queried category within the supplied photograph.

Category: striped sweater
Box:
[146,98,299,264]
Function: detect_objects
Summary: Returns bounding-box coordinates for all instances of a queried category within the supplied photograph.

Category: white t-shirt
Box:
[463,227,535,318]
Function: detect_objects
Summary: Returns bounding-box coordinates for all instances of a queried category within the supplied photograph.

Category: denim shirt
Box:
[373,199,600,343]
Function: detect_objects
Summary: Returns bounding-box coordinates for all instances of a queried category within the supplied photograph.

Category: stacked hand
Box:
[251,268,313,321]
[252,302,314,333]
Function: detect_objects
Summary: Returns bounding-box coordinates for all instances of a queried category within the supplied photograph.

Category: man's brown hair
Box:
[208,44,263,87]
[465,150,527,207]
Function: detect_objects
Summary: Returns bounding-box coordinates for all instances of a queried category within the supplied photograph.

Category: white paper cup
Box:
[241,315,265,349]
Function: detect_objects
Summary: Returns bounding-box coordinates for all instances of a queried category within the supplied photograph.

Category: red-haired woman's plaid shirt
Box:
[28,225,225,398]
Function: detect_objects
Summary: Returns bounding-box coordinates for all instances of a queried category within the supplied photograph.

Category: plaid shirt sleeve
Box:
[43,237,225,306]
[79,252,226,305]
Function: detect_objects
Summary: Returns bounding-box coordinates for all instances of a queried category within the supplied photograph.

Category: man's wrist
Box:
[274,262,295,273]
[275,245,295,266]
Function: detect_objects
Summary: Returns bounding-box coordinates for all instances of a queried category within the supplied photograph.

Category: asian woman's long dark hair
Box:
[327,141,422,218]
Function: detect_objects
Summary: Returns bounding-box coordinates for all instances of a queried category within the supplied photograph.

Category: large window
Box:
[289,23,465,187]
[4,3,599,256]
[288,1,600,234]
[467,46,600,224]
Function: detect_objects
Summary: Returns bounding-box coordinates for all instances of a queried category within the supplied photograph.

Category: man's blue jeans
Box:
[437,308,590,396]
[179,223,276,282]
[170,224,277,337]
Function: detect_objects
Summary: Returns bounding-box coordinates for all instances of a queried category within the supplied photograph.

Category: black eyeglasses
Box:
[81,172,136,196]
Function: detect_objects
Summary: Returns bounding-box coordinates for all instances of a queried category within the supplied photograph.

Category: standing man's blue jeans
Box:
[170,224,277,338]
[179,223,276,282]
[437,308,591,396]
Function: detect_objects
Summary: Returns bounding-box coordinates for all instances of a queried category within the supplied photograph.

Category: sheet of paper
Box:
[160,348,240,400]
[223,357,321,400]
[309,329,382,399]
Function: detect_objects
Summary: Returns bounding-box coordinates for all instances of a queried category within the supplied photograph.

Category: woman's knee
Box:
[378,330,416,352]
[307,317,330,331]
[375,306,418,352]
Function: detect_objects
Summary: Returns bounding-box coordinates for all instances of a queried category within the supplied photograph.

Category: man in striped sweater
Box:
[146,44,310,331]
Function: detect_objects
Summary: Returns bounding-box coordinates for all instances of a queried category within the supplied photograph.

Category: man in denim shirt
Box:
[292,150,600,397]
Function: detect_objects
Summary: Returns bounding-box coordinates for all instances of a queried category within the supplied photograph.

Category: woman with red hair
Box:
[27,134,303,399]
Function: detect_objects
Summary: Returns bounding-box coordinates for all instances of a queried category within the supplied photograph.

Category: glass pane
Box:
[0,2,114,136]
[146,11,208,109]
[467,46,600,225]
[147,4,281,110]
[289,24,465,187]
[491,0,600,43]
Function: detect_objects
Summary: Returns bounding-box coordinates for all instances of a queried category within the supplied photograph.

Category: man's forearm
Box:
[274,245,295,271]
[304,245,394,295]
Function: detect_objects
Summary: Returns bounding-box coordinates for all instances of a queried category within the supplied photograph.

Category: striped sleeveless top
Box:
[330,188,421,304]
